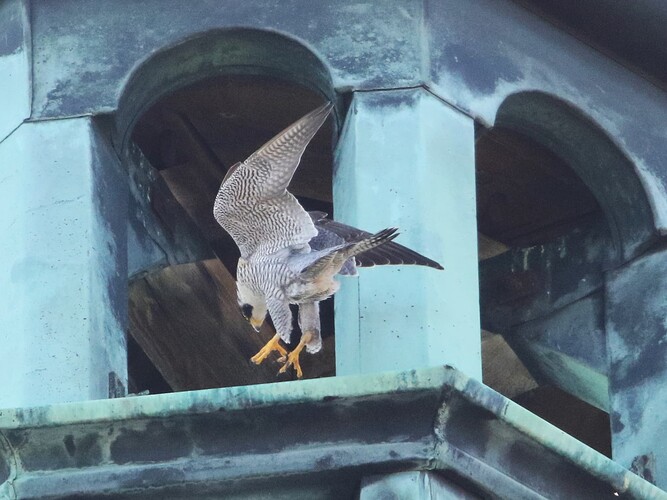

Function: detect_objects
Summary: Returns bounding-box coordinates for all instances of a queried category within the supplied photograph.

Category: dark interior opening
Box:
[127,74,335,393]
[476,124,602,248]
[476,122,611,456]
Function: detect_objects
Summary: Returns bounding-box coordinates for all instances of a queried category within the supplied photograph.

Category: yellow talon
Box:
[278,332,313,379]
[250,334,287,365]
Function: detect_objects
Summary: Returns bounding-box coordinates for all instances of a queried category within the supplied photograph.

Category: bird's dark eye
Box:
[241,304,253,320]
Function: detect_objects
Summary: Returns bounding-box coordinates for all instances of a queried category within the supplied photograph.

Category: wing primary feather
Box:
[315,218,444,270]
[247,103,333,198]
[213,104,332,258]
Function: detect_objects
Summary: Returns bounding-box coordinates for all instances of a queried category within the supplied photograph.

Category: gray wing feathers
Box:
[247,103,334,198]
[214,169,316,258]
[287,243,348,275]
[308,212,356,275]
[299,228,399,281]
[213,104,333,258]
[312,215,444,270]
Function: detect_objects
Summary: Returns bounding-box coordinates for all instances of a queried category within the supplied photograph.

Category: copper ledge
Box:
[0,367,663,499]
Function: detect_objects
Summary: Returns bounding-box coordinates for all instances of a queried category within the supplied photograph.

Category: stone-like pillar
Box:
[606,250,667,488]
[333,89,481,379]
[360,471,480,499]
[0,118,128,408]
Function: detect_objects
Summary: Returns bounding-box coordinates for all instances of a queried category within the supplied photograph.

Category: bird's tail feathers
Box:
[300,228,399,280]
[347,228,399,258]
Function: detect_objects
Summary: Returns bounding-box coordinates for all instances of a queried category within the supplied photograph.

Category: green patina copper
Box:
[2,0,667,494]
[334,88,481,379]
[1,366,664,498]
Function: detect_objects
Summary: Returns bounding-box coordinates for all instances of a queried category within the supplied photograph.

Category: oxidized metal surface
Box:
[0,367,662,499]
[0,0,30,143]
[480,216,612,331]
[333,88,480,379]
[3,0,667,496]
[30,0,421,118]
[480,219,612,409]
[0,118,128,409]
[26,0,667,238]
[606,250,667,488]
[124,139,214,279]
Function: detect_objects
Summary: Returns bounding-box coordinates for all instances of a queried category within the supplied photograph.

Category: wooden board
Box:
[129,259,335,391]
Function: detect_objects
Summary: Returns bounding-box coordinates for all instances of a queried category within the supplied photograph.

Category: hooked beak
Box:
[250,318,263,332]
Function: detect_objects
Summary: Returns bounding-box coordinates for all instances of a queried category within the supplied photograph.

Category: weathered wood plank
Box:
[481,332,537,399]
[129,259,335,390]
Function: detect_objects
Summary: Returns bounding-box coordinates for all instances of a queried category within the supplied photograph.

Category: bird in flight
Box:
[213,102,443,378]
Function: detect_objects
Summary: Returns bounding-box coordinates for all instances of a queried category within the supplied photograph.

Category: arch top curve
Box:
[113,28,337,154]
[493,91,657,263]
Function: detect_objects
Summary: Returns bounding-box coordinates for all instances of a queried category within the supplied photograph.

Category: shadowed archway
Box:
[476,91,658,455]
[494,91,656,263]
[112,29,338,393]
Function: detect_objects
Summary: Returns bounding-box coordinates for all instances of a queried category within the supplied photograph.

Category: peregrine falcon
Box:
[213,102,443,378]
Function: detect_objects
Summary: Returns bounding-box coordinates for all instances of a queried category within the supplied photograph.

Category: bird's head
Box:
[237,282,267,332]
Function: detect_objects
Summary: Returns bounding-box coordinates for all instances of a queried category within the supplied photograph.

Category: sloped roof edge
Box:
[0,366,663,499]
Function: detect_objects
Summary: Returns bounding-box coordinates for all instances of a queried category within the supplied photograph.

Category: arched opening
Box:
[114,28,337,153]
[114,30,337,393]
[477,92,656,456]
[493,91,656,261]
[476,126,602,248]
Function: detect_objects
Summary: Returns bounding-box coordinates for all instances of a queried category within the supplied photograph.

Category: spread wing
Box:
[213,103,333,258]
[309,212,444,270]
